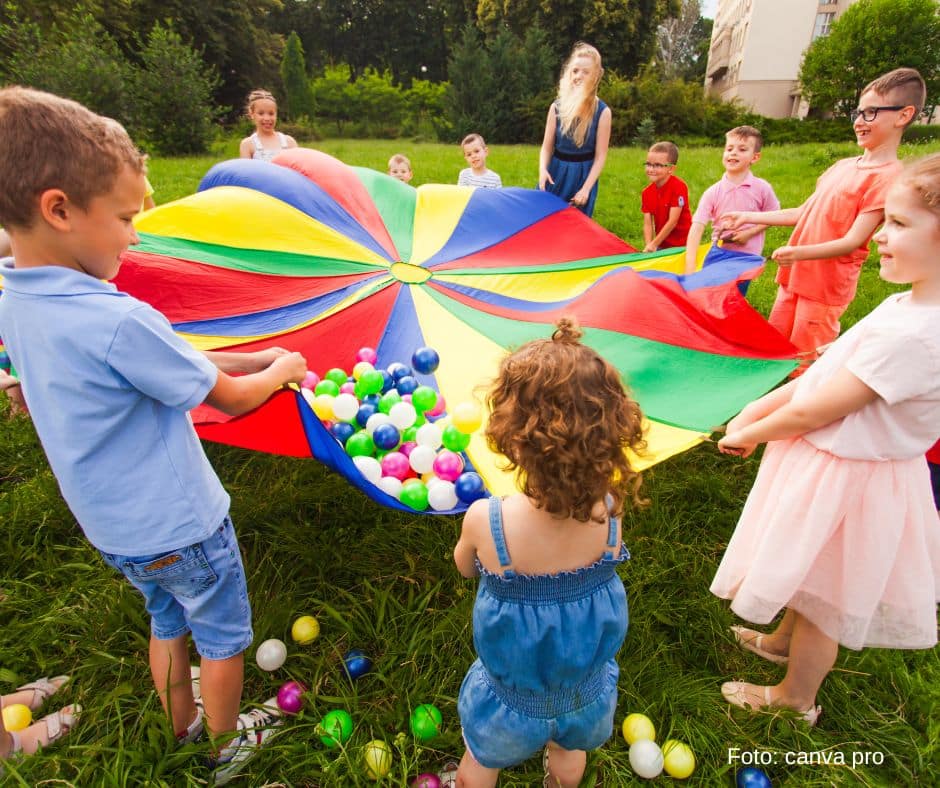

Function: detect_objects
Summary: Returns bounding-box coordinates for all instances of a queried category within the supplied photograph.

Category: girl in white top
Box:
[712,153,940,725]
[238,89,297,162]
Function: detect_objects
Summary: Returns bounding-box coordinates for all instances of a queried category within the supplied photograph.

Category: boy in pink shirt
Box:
[684,126,779,274]
[722,68,925,373]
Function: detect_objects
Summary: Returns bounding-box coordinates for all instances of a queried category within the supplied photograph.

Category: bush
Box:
[281,31,314,121]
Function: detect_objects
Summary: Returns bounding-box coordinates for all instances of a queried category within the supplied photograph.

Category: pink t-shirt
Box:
[795,293,940,461]
[778,156,902,306]
[692,171,780,255]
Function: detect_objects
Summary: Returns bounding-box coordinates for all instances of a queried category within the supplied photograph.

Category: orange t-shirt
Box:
[777,157,902,306]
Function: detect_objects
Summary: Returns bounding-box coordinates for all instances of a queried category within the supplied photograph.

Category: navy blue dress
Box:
[546,99,608,217]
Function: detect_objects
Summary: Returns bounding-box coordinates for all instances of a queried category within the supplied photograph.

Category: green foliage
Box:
[280,31,315,121]
[633,115,657,147]
[799,0,940,116]
[130,24,222,155]
[655,0,713,82]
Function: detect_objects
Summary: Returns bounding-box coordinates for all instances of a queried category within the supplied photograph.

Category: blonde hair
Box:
[0,86,145,230]
[898,153,940,217]
[862,68,926,127]
[556,43,603,148]
[726,125,763,152]
[388,153,411,170]
[461,133,486,148]
[246,89,277,116]
[649,140,679,164]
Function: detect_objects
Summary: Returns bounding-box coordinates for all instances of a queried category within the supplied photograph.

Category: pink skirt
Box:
[711,437,940,650]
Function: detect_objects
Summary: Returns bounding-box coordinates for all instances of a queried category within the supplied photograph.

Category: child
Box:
[538,42,611,217]
[721,68,925,372]
[0,87,308,783]
[0,676,75,757]
[712,153,940,724]
[457,134,502,189]
[239,89,298,162]
[388,153,413,182]
[684,126,780,274]
[641,141,692,252]
[452,317,645,788]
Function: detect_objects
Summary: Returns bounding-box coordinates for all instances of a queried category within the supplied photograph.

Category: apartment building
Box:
[704,0,860,118]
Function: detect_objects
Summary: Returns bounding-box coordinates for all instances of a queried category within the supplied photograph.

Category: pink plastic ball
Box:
[301,371,320,390]
[276,680,307,715]
[399,441,418,457]
[432,450,464,482]
[402,393,412,402]
[356,347,378,365]
[339,381,356,395]
[380,451,411,480]
[411,775,441,788]
[426,395,446,418]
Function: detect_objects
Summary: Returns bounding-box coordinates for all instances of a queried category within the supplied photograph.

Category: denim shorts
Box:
[99,516,253,660]
[458,659,619,769]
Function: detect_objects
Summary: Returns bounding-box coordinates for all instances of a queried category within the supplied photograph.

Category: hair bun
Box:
[552,317,583,343]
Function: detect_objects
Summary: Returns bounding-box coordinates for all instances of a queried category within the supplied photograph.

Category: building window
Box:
[813,12,835,39]
[819,0,836,5]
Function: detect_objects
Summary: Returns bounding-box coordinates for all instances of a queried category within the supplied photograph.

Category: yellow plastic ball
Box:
[621,713,656,745]
[2,703,32,732]
[291,615,320,645]
[363,739,392,780]
[662,739,696,779]
[352,361,374,380]
[312,394,335,421]
[451,402,482,434]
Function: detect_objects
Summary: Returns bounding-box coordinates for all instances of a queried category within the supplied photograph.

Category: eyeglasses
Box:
[850,105,906,122]
[644,162,672,169]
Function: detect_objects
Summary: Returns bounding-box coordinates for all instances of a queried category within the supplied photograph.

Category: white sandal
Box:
[4,675,70,712]
[7,704,81,756]
[721,681,821,726]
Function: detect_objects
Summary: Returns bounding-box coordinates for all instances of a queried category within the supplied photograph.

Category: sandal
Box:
[721,682,821,726]
[5,676,70,712]
[8,704,81,756]
[730,626,789,665]
[438,759,458,788]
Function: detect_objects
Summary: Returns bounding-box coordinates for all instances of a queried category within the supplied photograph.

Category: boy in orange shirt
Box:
[721,68,925,372]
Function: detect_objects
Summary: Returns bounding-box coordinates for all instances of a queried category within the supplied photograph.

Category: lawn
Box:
[1,136,939,786]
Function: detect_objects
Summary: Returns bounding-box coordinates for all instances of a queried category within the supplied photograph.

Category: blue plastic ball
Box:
[454,472,487,503]
[362,393,381,407]
[736,767,772,788]
[387,362,413,381]
[330,422,356,445]
[343,649,372,680]
[372,423,401,451]
[396,375,419,395]
[379,370,395,393]
[356,402,378,428]
[411,347,440,375]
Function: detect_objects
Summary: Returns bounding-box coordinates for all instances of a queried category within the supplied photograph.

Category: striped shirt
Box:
[458,168,502,189]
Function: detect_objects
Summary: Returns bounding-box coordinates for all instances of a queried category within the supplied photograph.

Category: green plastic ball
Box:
[314,379,340,397]
[359,369,384,395]
[378,391,402,414]
[411,386,438,413]
[346,432,375,457]
[409,703,442,742]
[318,709,353,748]
[325,368,348,387]
[441,424,471,452]
[401,426,418,443]
[399,480,429,511]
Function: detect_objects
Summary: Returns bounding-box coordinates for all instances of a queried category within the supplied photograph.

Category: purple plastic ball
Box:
[276,680,307,715]
[411,347,440,375]
[356,347,378,364]
[432,450,465,482]
[411,775,442,788]
[399,441,417,457]
[396,375,419,395]
[380,451,411,480]
[454,472,487,503]
[373,423,401,451]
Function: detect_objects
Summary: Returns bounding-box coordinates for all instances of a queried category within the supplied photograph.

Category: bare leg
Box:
[199,653,244,749]
[0,705,79,757]
[775,612,838,710]
[0,703,11,758]
[757,607,796,657]
[456,749,499,788]
[544,742,586,788]
[150,633,197,736]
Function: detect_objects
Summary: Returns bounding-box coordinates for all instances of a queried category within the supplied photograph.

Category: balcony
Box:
[707,30,731,79]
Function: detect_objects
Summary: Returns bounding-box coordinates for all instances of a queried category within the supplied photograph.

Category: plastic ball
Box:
[314,379,340,398]
[373,423,402,451]
[408,444,437,474]
[276,680,307,715]
[428,481,459,511]
[362,393,382,406]
[346,431,376,458]
[255,638,287,672]
[343,649,372,680]
[312,394,335,421]
[359,369,385,396]
[454,472,487,503]
[1,703,31,732]
[378,391,402,414]
[432,450,464,482]
[330,422,356,445]
[629,739,664,779]
[409,703,443,742]
[622,713,656,745]
[380,451,410,480]
[662,739,696,779]
[353,455,383,484]
[291,615,320,644]
[318,709,353,748]
[411,386,438,413]
[736,767,773,788]
[413,410,427,428]
[363,739,392,780]
[389,401,417,430]
[415,423,443,450]
[325,367,348,387]
[301,370,320,389]
[366,412,392,435]
[411,346,441,375]
[426,395,446,418]
[451,401,482,434]
[400,480,430,511]
[377,476,403,499]
[411,775,442,788]
[379,369,395,393]
[387,362,412,381]
[352,360,375,380]
[441,424,471,452]
[357,402,378,427]
[356,347,378,364]
[339,382,356,396]
[399,441,417,457]
[396,375,419,395]
[331,393,359,422]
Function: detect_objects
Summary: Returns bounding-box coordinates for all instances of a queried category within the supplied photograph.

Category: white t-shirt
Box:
[458,168,502,189]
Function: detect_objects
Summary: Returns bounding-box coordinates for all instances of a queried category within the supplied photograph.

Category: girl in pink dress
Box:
[711,153,940,725]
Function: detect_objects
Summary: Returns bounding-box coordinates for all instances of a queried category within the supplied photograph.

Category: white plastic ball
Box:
[255,638,288,672]
[415,422,443,450]
[332,393,360,422]
[409,444,437,474]
[428,481,458,511]
[352,455,382,485]
[388,401,417,430]
[365,412,392,435]
[629,739,664,779]
[376,476,403,499]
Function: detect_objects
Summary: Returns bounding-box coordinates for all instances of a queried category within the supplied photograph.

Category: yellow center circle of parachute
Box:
[390,262,432,284]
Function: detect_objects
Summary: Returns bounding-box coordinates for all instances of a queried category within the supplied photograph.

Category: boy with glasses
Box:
[721,68,925,374]
[641,141,692,252]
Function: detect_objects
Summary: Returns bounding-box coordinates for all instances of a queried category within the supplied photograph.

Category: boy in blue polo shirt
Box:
[0,87,308,783]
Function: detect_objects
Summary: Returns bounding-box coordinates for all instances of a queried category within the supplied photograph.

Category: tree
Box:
[656,0,713,81]
[281,31,314,119]
[800,0,940,116]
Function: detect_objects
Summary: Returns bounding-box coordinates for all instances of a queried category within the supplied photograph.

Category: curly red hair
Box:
[484,317,646,521]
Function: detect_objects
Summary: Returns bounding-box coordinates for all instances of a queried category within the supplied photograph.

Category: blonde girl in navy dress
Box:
[452,318,646,787]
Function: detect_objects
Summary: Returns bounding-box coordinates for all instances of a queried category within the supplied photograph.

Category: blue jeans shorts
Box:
[99,516,253,660]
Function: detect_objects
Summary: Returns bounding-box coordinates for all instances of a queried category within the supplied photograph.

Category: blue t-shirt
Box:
[0,261,229,554]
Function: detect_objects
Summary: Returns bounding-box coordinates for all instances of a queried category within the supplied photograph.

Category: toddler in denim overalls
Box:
[452,317,645,787]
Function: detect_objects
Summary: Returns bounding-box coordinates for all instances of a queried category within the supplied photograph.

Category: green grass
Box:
[2,137,939,786]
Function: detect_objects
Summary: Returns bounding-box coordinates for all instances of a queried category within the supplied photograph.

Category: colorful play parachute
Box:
[110,148,797,512]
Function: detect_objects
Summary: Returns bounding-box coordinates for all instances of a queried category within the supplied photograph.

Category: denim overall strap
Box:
[487,496,516,578]
[603,493,618,560]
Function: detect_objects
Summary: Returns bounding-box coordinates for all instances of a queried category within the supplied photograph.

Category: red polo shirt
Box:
[642,175,692,248]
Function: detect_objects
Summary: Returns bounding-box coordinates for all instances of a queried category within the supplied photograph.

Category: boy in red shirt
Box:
[641,141,692,252]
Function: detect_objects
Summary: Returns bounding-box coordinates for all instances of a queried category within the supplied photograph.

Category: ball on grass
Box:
[255,638,287,672]
[621,712,656,745]
[662,739,695,779]
[1,703,31,732]
[363,739,392,780]
[409,703,443,742]
[276,680,307,714]
[317,709,353,748]
[629,739,664,779]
